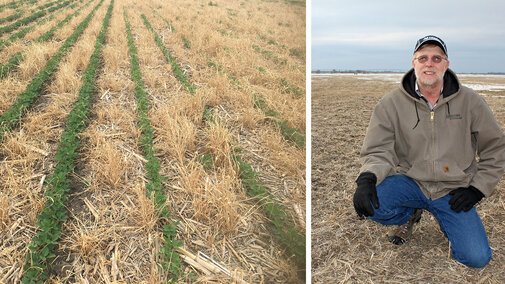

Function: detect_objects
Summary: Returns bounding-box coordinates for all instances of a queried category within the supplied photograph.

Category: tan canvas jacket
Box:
[360,69,505,200]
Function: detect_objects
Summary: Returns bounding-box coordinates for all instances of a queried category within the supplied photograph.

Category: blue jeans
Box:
[368,175,492,268]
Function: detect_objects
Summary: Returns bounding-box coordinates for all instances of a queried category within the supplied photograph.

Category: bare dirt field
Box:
[311,72,505,283]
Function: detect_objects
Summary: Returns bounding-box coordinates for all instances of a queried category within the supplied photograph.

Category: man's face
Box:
[412,45,450,88]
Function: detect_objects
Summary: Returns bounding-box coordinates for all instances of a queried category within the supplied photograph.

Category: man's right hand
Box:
[353,172,380,217]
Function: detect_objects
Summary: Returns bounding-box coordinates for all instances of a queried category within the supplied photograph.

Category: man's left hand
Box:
[448,186,484,212]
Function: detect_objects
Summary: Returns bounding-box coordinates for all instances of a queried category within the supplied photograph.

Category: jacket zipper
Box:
[431,110,435,188]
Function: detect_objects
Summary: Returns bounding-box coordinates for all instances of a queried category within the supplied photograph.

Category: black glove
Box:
[448,186,484,212]
[353,172,380,217]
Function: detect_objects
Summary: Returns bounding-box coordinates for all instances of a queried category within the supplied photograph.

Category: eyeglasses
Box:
[414,55,447,64]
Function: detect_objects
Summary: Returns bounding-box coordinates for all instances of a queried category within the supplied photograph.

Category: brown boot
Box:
[388,209,423,245]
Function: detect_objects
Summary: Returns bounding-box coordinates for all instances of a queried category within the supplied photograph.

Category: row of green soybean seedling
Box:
[201,105,306,270]
[150,6,305,149]
[0,0,75,37]
[0,0,41,10]
[210,7,305,97]
[0,0,84,51]
[257,33,305,61]
[21,0,111,282]
[182,4,304,99]
[254,35,305,99]
[0,9,24,25]
[251,37,305,99]
[124,9,183,283]
[0,0,102,139]
[251,43,305,100]
[206,56,305,148]
[149,7,191,49]
[0,0,51,25]
[0,0,38,15]
[212,12,305,101]
[209,3,305,61]
[141,13,196,94]
[0,0,93,78]
[205,8,304,97]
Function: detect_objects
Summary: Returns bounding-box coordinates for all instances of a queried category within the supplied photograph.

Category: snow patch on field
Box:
[312,73,403,83]
[479,94,505,98]
[458,74,505,79]
[464,84,505,91]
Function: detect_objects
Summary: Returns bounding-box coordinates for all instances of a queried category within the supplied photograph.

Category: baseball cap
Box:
[414,35,447,56]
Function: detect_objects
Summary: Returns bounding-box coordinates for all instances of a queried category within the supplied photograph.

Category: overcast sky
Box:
[311,0,505,73]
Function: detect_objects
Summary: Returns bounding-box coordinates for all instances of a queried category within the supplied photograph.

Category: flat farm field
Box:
[0,0,306,282]
[312,73,505,283]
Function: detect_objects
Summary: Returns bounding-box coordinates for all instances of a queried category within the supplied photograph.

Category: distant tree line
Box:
[312,69,404,74]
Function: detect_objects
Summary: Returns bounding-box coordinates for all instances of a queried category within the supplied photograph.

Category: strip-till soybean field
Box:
[0,0,306,282]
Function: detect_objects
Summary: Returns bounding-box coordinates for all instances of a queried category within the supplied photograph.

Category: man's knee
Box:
[453,246,492,268]
[368,207,414,226]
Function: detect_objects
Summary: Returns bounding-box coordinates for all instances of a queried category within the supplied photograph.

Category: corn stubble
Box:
[0,0,305,282]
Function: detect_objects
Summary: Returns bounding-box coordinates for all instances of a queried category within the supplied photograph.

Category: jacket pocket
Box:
[434,160,471,182]
[405,160,431,181]
[405,160,470,183]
